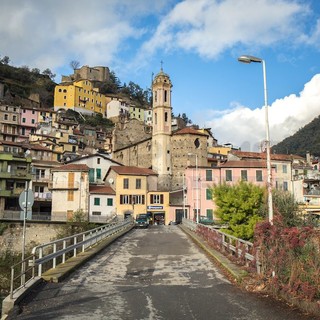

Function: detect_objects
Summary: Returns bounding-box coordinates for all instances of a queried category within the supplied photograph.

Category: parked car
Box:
[199,216,214,225]
[135,214,149,228]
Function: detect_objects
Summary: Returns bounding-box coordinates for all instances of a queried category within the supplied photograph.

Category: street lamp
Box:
[188,153,199,223]
[238,55,273,224]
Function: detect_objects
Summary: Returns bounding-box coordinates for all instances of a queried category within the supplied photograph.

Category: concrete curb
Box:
[179,224,248,283]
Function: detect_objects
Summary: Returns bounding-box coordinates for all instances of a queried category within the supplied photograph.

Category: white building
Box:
[50,163,89,221]
[66,153,122,185]
[89,185,116,223]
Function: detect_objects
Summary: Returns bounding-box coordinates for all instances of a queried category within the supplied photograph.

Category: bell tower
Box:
[152,66,172,190]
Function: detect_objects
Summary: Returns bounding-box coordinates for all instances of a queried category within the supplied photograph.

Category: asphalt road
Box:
[12,226,318,320]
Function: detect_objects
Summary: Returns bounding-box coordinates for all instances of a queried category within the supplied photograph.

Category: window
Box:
[241,170,248,181]
[132,195,145,204]
[22,118,26,123]
[136,179,141,189]
[206,189,212,200]
[94,198,100,206]
[283,181,288,191]
[31,119,35,124]
[96,168,101,180]
[107,198,113,206]
[164,112,168,122]
[123,178,129,189]
[164,90,167,102]
[35,186,44,193]
[12,115,17,121]
[120,195,130,204]
[89,168,95,183]
[256,170,263,182]
[226,170,232,181]
[150,194,164,204]
[194,138,200,148]
[154,91,157,102]
[97,158,100,164]
[206,209,213,219]
[4,114,8,120]
[67,190,74,201]
[35,169,45,179]
[92,212,101,216]
[282,165,287,173]
[206,170,212,181]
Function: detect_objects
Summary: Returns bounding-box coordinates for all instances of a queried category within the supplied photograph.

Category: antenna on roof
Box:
[160,60,163,71]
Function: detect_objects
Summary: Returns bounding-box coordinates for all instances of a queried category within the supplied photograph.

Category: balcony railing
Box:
[34,192,52,200]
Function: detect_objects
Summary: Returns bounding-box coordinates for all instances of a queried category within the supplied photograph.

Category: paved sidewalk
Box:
[179,224,248,283]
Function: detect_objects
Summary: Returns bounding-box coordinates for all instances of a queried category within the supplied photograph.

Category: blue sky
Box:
[1,0,320,152]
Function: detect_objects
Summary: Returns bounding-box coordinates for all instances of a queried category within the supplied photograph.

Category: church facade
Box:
[112,68,208,192]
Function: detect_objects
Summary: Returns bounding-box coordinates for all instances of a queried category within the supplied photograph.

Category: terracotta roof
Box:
[66,153,123,166]
[173,127,207,136]
[219,160,268,168]
[52,163,89,171]
[231,150,304,161]
[89,185,115,195]
[110,166,157,176]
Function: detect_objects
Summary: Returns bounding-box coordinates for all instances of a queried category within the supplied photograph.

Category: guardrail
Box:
[9,218,133,299]
[182,218,260,273]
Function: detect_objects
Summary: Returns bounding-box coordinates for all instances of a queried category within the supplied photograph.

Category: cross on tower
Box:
[160,60,163,71]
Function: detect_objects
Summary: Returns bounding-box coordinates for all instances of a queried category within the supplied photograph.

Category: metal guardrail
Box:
[9,218,133,298]
[182,218,261,273]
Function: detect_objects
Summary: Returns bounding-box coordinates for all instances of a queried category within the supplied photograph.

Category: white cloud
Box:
[0,0,168,75]
[140,0,309,60]
[204,74,320,151]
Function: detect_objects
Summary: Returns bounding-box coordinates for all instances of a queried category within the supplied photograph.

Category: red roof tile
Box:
[231,150,304,161]
[173,127,207,136]
[219,160,268,168]
[110,166,157,176]
[52,163,90,171]
[89,185,115,195]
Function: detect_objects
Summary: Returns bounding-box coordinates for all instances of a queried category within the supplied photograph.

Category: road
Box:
[13,226,317,320]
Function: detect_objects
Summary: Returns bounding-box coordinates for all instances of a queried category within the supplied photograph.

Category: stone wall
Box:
[0,222,65,253]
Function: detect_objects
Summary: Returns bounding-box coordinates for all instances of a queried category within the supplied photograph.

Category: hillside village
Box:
[0,64,320,225]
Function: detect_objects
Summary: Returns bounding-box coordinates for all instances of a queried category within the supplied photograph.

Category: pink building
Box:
[19,107,39,140]
[185,160,275,221]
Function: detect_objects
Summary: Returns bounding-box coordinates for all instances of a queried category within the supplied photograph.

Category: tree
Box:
[212,181,265,240]
[0,56,10,65]
[181,113,192,124]
[42,68,56,80]
[70,60,80,71]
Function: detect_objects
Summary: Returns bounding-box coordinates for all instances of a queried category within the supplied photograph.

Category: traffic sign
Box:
[19,190,34,211]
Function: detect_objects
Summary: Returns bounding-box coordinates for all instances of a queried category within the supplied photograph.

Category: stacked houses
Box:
[0,66,319,225]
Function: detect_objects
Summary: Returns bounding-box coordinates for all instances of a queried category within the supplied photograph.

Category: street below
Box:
[12,226,317,320]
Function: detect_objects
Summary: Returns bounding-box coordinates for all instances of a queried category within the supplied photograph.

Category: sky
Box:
[1,0,320,152]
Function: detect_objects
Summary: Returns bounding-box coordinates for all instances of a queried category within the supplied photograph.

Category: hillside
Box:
[0,61,56,108]
[272,115,320,157]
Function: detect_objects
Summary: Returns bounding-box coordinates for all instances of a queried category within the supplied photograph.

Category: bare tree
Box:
[70,60,80,71]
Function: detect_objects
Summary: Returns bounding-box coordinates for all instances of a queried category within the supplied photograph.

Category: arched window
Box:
[194,138,200,149]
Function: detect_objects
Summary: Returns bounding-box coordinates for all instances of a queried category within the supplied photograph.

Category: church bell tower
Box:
[152,66,172,190]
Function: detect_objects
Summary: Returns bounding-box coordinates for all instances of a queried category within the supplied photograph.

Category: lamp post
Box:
[238,55,273,224]
[188,153,199,223]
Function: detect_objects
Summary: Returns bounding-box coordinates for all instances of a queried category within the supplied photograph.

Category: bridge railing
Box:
[9,218,133,298]
[182,218,261,273]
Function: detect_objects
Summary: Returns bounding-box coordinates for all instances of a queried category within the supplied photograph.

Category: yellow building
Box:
[54,80,106,116]
[106,166,157,219]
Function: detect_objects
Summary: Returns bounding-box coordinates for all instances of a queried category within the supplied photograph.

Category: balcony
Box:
[34,192,52,200]
[48,182,80,190]
[0,170,32,180]
[33,175,51,183]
